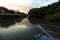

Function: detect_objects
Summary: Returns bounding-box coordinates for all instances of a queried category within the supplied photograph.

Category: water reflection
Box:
[28,18,60,40]
[0,18,38,40]
[0,18,60,40]
[0,15,24,27]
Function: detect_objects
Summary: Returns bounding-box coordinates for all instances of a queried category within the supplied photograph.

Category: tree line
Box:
[28,0,60,22]
[0,6,26,15]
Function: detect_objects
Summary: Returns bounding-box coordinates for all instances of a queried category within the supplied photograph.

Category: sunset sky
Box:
[0,0,59,13]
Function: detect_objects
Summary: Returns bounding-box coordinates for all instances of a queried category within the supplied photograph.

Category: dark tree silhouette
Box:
[0,6,27,27]
[28,0,60,22]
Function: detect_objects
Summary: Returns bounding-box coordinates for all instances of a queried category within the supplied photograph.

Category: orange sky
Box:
[0,4,27,13]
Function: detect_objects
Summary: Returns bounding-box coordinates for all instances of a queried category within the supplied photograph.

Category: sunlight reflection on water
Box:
[0,18,60,40]
[0,18,31,34]
[0,18,35,40]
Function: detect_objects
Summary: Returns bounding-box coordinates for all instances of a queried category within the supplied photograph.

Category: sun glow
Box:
[0,4,26,13]
[0,0,29,13]
[20,25,28,29]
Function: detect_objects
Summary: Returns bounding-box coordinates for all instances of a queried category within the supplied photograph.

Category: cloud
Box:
[30,0,58,7]
[0,0,59,7]
[21,0,59,13]
[0,0,59,13]
[0,0,58,7]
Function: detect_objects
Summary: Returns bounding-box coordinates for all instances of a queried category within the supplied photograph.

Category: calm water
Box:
[0,18,60,40]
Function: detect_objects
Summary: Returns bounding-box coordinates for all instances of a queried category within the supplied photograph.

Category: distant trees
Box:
[0,7,8,13]
[0,6,26,15]
[28,8,41,18]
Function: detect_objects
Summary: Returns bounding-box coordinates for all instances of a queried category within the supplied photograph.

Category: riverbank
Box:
[28,18,60,28]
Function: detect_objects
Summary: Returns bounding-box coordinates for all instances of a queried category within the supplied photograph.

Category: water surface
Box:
[0,18,60,40]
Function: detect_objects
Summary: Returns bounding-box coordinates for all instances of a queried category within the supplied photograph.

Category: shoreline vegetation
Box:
[0,6,27,16]
[28,0,60,28]
[28,18,60,28]
[0,6,27,27]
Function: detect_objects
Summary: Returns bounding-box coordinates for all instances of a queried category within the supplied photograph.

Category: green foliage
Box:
[28,8,40,15]
[28,1,60,19]
[28,8,46,18]
[44,12,60,22]
[28,0,60,23]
